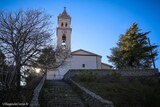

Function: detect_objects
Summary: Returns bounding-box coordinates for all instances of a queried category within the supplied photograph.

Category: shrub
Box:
[111,72,121,80]
[77,71,97,82]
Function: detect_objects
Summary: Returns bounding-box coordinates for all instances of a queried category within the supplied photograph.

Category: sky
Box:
[0,0,160,70]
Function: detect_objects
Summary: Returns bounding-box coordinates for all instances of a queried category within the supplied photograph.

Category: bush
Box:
[111,72,121,80]
[77,72,97,82]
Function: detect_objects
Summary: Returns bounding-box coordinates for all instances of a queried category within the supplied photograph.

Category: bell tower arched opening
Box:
[57,7,72,51]
[62,34,66,49]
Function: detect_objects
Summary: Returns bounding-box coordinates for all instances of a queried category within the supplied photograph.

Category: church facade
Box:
[47,8,112,80]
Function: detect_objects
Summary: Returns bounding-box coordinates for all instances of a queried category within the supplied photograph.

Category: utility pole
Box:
[147,38,156,69]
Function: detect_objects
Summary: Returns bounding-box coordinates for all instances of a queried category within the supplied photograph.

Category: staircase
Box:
[39,80,87,107]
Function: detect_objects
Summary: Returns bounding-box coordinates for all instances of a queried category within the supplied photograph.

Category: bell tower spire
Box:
[57,7,72,51]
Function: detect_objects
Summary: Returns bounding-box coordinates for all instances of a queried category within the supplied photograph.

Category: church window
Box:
[82,64,85,68]
[62,34,66,49]
[61,23,63,27]
[62,35,66,42]
[65,23,67,27]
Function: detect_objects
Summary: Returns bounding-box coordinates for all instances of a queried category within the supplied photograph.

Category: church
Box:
[47,8,112,80]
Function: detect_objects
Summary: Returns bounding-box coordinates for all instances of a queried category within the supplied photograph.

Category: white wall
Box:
[46,55,102,80]
[70,55,101,69]
[101,64,112,69]
[46,58,71,80]
[97,56,101,69]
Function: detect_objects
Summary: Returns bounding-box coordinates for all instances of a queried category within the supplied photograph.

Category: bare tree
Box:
[0,9,53,90]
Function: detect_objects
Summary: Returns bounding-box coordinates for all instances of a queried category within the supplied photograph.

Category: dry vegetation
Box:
[76,72,160,107]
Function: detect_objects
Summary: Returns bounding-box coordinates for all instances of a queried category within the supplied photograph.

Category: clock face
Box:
[62,30,67,34]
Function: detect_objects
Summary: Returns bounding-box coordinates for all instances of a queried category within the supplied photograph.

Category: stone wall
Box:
[64,69,159,80]
[29,75,46,107]
[66,79,114,107]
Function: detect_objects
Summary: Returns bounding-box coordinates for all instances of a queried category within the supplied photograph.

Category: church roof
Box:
[101,62,113,68]
[58,7,71,19]
[71,49,102,58]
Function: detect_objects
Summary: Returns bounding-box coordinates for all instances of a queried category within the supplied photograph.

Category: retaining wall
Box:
[64,69,159,80]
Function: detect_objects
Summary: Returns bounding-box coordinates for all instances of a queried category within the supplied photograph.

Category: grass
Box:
[76,71,97,82]
[78,78,160,107]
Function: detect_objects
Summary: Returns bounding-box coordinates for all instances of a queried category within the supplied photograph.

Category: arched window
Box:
[62,35,66,43]
[65,23,67,27]
[61,23,63,27]
[62,35,66,49]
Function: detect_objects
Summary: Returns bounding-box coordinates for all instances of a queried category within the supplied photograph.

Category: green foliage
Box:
[108,23,158,69]
[36,46,56,71]
[77,72,97,82]
[111,72,121,80]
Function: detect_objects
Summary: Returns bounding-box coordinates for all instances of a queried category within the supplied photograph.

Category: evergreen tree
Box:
[36,46,70,73]
[36,46,56,72]
[108,23,158,69]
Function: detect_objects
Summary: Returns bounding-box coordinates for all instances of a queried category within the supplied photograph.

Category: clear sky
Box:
[0,0,159,70]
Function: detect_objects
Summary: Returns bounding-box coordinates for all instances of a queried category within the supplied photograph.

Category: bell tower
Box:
[57,7,72,50]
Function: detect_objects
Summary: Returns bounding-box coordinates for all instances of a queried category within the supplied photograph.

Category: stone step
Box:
[39,80,88,107]
[47,102,84,107]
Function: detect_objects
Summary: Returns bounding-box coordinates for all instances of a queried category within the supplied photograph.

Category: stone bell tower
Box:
[57,7,72,50]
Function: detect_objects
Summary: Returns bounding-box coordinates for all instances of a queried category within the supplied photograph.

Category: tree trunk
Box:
[16,66,21,91]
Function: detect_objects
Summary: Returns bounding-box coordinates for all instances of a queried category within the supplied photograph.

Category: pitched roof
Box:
[101,62,113,68]
[58,7,71,19]
[71,49,102,58]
